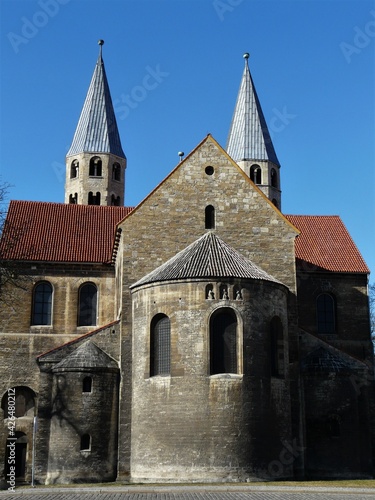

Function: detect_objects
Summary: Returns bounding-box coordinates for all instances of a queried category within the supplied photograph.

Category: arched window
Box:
[89,156,102,176]
[78,283,97,326]
[82,376,92,393]
[150,314,171,376]
[205,205,215,229]
[111,195,121,206]
[32,281,52,325]
[271,168,278,188]
[112,163,121,181]
[206,284,215,300]
[250,164,261,184]
[270,316,284,377]
[69,193,77,204]
[80,434,91,451]
[70,160,79,179]
[1,387,36,418]
[210,308,237,375]
[88,191,101,205]
[317,293,335,333]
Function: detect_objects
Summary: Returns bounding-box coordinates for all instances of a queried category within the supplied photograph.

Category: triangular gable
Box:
[116,134,299,234]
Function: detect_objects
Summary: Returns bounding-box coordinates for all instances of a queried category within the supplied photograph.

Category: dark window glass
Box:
[32,282,52,325]
[210,309,237,375]
[78,283,97,326]
[150,315,171,376]
[270,316,284,377]
[205,205,215,229]
[317,294,335,333]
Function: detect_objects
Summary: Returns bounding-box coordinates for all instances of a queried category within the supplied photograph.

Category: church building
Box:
[0,42,373,485]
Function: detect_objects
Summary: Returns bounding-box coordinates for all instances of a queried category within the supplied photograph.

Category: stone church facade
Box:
[0,44,373,485]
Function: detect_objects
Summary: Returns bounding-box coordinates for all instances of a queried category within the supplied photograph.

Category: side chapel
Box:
[0,42,373,484]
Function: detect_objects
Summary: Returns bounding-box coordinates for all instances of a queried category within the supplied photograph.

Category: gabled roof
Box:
[285,215,369,274]
[0,201,132,263]
[226,54,280,166]
[130,231,283,289]
[66,42,125,159]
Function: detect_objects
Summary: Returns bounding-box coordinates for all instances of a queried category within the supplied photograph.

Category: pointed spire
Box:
[226,53,279,166]
[67,40,125,159]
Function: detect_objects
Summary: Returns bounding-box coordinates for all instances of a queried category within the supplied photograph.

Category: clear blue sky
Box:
[0,0,374,279]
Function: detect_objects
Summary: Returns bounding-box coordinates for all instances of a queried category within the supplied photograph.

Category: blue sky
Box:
[0,0,374,279]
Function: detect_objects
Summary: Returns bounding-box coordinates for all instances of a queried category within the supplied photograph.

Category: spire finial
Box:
[243,52,249,64]
[98,39,104,58]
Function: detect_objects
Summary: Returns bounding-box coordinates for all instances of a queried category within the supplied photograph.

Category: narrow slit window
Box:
[82,376,92,393]
[80,434,91,451]
[205,205,215,229]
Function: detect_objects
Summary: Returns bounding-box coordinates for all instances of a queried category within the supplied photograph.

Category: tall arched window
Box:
[210,308,237,375]
[89,156,102,176]
[112,163,121,181]
[78,283,97,326]
[250,164,261,184]
[270,316,284,377]
[270,168,278,188]
[205,205,215,229]
[32,281,52,325]
[70,160,79,179]
[317,293,335,333]
[150,314,171,376]
[1,387,36,418]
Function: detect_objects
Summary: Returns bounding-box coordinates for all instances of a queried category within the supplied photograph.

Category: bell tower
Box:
[226,53,281,210]
[65,40,126,206]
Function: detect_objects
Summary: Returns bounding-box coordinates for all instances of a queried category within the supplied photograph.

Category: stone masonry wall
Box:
[117,136,299,480]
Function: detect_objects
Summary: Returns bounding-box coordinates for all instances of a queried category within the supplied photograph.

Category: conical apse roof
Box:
[130,232,283,289]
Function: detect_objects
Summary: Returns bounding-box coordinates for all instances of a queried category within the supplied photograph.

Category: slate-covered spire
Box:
[65,41,126,206]
[226,53,282,210]
[67,40,125,158]
[226,53,279,166]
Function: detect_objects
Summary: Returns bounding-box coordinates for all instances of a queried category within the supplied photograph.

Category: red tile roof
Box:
[1,203,368,274]
[1,201,132,263]
[285,215,369,273]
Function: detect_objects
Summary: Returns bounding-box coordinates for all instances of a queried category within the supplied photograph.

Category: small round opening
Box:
[205,166,214,175]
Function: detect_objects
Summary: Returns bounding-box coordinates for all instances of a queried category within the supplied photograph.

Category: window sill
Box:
[209,373,242,380]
